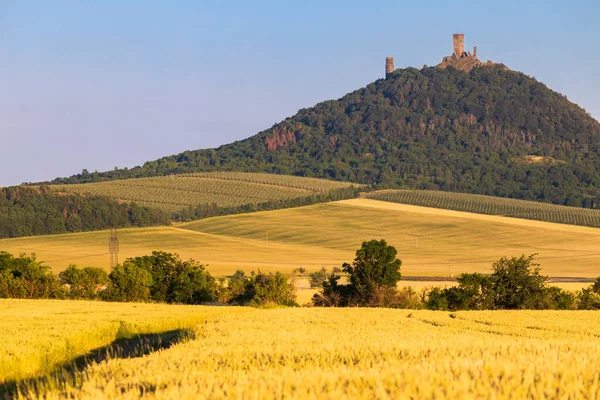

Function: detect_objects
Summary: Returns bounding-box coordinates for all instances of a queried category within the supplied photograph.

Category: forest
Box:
[0,186,170,239]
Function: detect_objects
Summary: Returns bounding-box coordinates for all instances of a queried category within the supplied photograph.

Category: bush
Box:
[219,270,248,304]
[0,270,27,298]
[102,261,153,302]
[235,271,297,307]
[0,252,64,299]
[308,267,328,288]
[490,254,547,309]
[425,255,577,311]
[121,251,218,304]
[426,273,494,311]
[578,278,600,310]
[59,265,108,299]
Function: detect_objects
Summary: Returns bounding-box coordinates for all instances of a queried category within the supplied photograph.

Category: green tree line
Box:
[311,240,600,310]
[2,242,600,310]
[0,186,170,239]
[173,186,361,222]
[0,251,297,307]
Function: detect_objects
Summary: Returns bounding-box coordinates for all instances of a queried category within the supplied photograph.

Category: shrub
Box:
[578,278,600,310]
[121,251,218,304]
[102,262,153,302]
[308,267,328,288]
[0,252,64,299]
[490,254,547,309]
[236,271,297,307]
[59,265,109,299]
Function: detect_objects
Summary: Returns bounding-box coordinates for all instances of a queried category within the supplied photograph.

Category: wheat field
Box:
[5,301,599,399]
[1,199,599,278]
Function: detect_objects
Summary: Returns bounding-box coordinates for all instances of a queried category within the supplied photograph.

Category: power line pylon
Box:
[109,228,119,269]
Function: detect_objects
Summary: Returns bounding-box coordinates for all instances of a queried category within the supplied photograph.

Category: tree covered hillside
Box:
[52,66,600,207]
[0,186,170,239]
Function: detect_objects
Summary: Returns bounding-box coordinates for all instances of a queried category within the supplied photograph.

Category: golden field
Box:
[0,300,236,384]
[4,300,600,399]
[1,199,599,278]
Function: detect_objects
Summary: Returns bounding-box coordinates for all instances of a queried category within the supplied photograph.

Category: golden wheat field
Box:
[3,300,600,399]
[1,199,600,278]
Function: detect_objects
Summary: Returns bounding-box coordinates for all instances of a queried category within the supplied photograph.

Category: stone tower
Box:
[453,33,464,57]
[385,57,394,78]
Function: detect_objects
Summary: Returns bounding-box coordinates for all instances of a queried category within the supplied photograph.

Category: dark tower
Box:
[385,56,394,78]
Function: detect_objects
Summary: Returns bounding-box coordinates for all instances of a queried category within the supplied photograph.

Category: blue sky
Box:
[1,0,599,186]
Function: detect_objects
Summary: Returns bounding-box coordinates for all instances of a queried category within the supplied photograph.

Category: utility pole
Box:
[109,228,119,269]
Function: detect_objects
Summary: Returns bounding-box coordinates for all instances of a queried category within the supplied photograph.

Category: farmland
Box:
[3,300,600,399]
[1,199,599,278]
[0,300,234,385]
[50,172,355,214]
[365,189,600,228]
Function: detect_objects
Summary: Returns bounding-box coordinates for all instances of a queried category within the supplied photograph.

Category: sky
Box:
[1,0,599,186]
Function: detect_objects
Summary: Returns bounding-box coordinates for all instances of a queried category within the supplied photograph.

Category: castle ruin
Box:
[447,33,477,61]
[385,33,493,77]
[385,57,394,78]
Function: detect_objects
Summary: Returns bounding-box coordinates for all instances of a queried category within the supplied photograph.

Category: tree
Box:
[102,262,153,302]
[578,277,600,310]
[0,252,64,299]
[0,270,27,298]
[171,263,218,304]
[122,251,217,304]
[220,270,247,304]
[343,239,402,304]
[308,267,328,288]
[59,265,108,299]
[312,239,402,307]
[235,271,297,307]
[490,254,547,309]
[65,213,83,232]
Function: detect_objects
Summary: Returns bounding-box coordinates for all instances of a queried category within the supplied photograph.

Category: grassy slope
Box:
[50,172,355,213]
[13,305,600,399]
[1,199,599,278]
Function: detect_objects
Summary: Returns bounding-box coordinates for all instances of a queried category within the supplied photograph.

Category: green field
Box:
[3,301,600,399]
[51,172,355,213]
[365,189,600,227]
[1,199,599,278]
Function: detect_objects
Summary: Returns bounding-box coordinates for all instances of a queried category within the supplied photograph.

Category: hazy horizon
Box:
[1,0,599,186]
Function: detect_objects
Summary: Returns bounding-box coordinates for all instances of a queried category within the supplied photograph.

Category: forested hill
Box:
[51,65,600,207]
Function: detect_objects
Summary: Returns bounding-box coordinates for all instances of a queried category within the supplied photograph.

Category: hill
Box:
[50,172,358,219]
[49,65,600,208]
[2,199,598,278]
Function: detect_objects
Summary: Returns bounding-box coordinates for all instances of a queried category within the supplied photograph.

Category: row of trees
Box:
[173,186,360,222]
[0,251,296,307]
[1,241,599,310]
[311,240,600,310]
[0,186,170,239]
